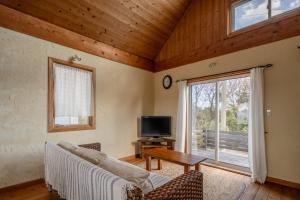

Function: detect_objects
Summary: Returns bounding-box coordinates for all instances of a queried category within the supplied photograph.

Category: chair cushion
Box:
[57,141,78,152]
[72,147,107,165]
[98,157,153,194]
[58,141,107,165]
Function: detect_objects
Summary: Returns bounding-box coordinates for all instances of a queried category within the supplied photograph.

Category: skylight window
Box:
[231,0,300,31]
[271,0,300,16]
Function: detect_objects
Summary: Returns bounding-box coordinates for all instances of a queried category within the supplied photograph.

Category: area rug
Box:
[136,160,250,200]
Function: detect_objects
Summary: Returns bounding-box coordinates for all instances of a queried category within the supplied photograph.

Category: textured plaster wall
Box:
[1,26,300,188]
[0,27,154,188]
[153,36,300,184]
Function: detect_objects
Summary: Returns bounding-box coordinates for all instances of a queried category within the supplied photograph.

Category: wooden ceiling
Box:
[0,0,191,60]
[155,0,300,71]
[1,0,299,72]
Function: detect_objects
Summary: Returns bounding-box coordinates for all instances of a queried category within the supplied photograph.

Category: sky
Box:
[234,0,300,30]
[191,77,250,109]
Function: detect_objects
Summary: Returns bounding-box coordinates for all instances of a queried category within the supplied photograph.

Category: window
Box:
[271,0,300,16]
[190,74,250,167]
[231,0,300,31]
[48,57,96,132]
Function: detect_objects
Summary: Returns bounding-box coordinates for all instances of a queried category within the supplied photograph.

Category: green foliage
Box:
[226,106,238,131]
[226,106,248,133]
[192,77,250,135]
[193,106,216,131]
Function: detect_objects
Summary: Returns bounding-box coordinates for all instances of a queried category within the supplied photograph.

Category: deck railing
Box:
[192,129,248,152]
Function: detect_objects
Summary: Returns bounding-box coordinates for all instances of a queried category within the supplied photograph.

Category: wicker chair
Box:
[71,143,203,200]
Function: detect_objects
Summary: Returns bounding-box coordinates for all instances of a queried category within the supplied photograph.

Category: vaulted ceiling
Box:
[0,0,191,60]
[1,0,299,72]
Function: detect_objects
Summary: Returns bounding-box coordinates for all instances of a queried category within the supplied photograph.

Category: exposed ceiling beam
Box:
[0,5,154,72]
[0,0,192,60]
[2,2,300,73]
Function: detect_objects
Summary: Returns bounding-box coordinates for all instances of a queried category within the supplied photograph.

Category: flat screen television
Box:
[141,116,171,137]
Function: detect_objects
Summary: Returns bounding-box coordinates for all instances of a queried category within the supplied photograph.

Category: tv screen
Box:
[141,116,171,137]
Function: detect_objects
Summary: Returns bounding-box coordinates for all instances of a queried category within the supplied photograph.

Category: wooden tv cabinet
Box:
[136,138,175,158]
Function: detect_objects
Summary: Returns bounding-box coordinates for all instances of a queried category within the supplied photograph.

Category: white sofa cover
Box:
[45,142,171,200]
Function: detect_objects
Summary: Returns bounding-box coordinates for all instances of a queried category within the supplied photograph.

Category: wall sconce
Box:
[209,62,217,68]
[70,55,82,62]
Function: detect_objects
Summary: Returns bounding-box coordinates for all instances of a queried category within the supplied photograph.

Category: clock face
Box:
[164,77,170,85]
[163,75,172,89]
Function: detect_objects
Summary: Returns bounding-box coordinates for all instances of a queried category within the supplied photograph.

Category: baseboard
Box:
[119,155,136,161]
[267,176,300,189]
[0,178,44,193]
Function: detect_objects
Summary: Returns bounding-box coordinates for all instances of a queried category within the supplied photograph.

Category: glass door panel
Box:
[191,82,216,160]
[190,76,250,168]
[218,78,250,167]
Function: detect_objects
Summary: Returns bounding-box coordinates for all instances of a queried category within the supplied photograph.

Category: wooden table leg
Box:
[195,163,200,171]
[157,159,162,170]
[184,165,191,173]
[145,155,152,171]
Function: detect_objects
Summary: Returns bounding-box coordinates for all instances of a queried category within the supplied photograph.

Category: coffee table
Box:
[143,148,207,173]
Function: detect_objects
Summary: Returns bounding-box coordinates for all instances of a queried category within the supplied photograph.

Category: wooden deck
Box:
[192,130,249,167]
[192,148,250,168]
[202,130,248,152]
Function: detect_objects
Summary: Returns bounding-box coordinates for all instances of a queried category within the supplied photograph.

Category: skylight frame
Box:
[229,0,300,33]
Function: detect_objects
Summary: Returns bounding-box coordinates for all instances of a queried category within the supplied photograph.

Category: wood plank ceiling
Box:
[0,0,191,61]
[1,0,299,72]
[155,0,300,71]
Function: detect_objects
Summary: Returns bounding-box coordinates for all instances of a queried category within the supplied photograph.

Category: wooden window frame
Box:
[48,57,96,132]
[228,0,300,35]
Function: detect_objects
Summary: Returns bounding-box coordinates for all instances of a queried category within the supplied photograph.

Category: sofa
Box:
[45,142,203,200]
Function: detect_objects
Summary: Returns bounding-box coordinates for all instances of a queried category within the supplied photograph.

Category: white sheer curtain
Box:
[54,63,93,119]
[176,81,188,152]
[249,68,267,183]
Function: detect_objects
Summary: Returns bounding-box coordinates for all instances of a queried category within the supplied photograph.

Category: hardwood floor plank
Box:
[0,183,53,200]
[266,183,282,200]
[254,184,270,200]
[240,182,260,200]
[280,186,300,200]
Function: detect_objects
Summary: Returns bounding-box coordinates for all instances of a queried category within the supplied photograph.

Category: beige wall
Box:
[154,36,300,184]
[0,28,154,188]
[1,26,299,188]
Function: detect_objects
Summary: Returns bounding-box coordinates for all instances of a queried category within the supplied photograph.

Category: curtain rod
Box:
[176,64,273,83]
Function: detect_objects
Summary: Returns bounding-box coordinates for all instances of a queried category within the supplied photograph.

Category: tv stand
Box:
[137,138,175,158]
[148,137,164,142]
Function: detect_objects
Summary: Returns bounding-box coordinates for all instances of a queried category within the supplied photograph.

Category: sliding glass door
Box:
[190,75,250,168]
[191,82,216,160]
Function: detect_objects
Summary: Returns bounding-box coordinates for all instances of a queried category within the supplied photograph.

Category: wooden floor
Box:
[1,180,299,200]
[0,183,56,200]
[1,159,299,200]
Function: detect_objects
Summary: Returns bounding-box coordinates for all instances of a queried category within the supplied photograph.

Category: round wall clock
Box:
[162,75,172,89]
